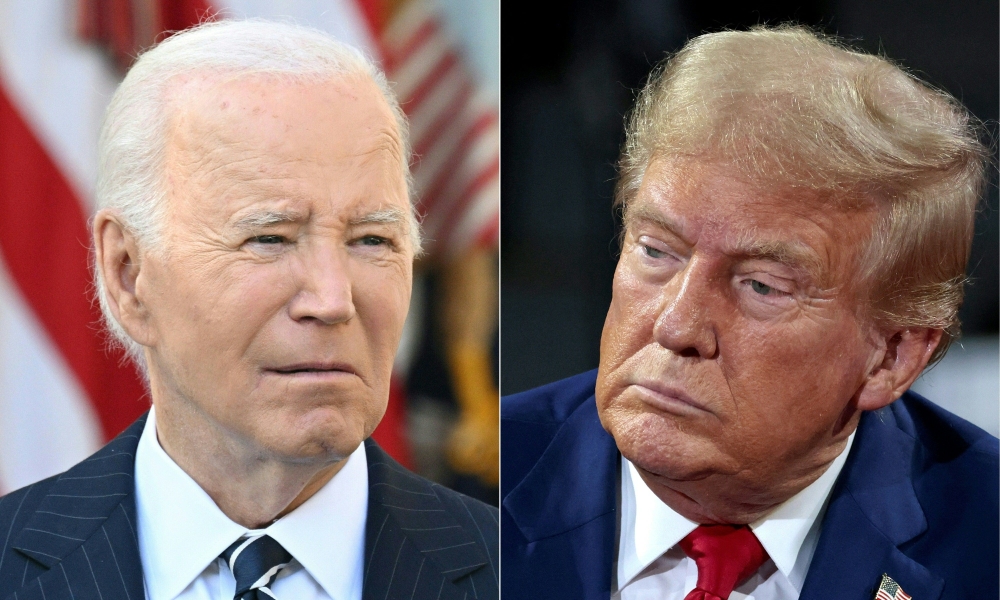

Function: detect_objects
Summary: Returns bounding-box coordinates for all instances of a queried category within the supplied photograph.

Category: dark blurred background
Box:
[501,0,999,411]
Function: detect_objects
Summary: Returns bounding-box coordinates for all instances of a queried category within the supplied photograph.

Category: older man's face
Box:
[596,157,881,505]
[138,74,412,462]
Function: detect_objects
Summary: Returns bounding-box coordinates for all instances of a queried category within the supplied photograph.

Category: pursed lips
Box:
[264,362,358,377]
[628,380,711,415]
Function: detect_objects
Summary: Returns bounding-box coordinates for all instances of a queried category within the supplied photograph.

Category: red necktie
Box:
[679,525,769,600]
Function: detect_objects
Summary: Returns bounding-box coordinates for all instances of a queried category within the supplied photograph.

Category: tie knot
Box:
[221,534,293,600]
[680,525,768,600]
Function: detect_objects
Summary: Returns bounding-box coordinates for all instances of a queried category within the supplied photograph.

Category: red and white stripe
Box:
[379,0,500,257]
[876,590,912,600]
[0,0,148,493]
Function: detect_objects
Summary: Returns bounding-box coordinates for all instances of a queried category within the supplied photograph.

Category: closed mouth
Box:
[267,363,357,376]
[630,382,709,415]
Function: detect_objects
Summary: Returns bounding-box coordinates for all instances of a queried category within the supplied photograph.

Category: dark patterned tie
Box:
[679,525,769,600]
[221,534,293,600]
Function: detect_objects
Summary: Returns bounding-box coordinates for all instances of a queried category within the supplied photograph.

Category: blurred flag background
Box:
[0,0,499,502]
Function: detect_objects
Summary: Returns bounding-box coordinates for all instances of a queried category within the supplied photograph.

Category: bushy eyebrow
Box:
[727,231,825,279]
[230,207,408,229]
[626,205,689,244]
[348,207,408,227]
[231,209,306,231]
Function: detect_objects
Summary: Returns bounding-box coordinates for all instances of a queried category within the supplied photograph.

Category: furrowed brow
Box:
[349,207,408,227]
[626,205,689,242]
[231,209,305,231]
[731,236,825,279]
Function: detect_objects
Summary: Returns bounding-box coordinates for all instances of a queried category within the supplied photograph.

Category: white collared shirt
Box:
[614,434,854,600]
[135,408,368,600]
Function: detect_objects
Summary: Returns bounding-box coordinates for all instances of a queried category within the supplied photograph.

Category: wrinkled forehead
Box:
[158,71,408,219]
[627,156,880,281]
[627,154,878,223]
[162,70,404,162]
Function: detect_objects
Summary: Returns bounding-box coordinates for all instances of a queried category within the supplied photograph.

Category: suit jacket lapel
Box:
[5,415,147,600]
[800,407,943,600]
[363,439,492,600]
[8,419,491,600]
[503,395,619,599]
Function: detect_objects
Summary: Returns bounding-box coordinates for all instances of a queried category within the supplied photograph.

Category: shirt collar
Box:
[266,437,368,600]
[135,407,368,600]
[750,432,854,590]
[618,432,855,591]
[617,456,698,589]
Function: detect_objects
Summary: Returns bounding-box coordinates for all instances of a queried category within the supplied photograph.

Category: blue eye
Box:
[358,235,388,246]
[750,280,772,295]
[251,235,285,244]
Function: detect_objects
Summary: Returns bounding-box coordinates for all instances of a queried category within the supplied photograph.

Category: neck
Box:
[151,397,348,529]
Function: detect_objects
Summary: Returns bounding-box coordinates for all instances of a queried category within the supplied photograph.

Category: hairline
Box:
[153,67,419,244]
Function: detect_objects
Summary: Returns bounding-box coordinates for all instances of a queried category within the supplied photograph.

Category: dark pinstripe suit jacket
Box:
[0,414,498,600]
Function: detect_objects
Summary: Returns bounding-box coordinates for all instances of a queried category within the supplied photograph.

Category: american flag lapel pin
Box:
[875,573,912,600]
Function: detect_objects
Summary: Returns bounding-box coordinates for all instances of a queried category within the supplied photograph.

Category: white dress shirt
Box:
[135,408,368,600]
[614,433,854,600]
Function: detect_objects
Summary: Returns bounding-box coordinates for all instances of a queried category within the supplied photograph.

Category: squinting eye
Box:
[359,235,388,246]
[750,280,772,295]
[251,235,285,244]
[643,245,667,259]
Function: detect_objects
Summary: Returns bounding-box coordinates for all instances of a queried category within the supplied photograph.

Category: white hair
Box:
[94,19,418,370]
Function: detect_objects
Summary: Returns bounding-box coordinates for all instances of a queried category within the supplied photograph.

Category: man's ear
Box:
[855,327,942,412]
[93,210,155,347]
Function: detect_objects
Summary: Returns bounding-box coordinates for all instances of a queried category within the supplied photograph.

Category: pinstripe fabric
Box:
[0,417,497,600]
[362,440,498,600]
[0,415,147,600]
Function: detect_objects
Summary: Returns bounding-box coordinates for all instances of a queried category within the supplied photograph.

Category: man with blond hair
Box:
[0,20,497,600]
[502,26,996,600]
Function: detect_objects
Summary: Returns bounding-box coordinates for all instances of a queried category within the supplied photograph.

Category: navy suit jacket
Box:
[0,414,498,600]
[501,370,999,600]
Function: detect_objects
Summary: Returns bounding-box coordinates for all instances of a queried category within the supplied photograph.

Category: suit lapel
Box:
[503,395,619,599]
[362,439,490,600]
[8,418,492,600]
[800,407,943,600]
[5,415,147,600]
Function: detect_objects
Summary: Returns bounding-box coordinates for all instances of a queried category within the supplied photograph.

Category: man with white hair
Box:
[502,26,997,600]
[0,20,497,600]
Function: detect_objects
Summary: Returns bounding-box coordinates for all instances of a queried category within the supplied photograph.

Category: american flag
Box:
[875,573,912,600]
[378,0,500,258]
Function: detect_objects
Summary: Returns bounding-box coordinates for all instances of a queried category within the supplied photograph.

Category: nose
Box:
[287,246,356,325]
[652,258,718,359]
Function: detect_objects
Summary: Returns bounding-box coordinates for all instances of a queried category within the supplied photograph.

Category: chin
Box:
[611,410,723,483]
[264,403,380,463]
[268,429,362,464]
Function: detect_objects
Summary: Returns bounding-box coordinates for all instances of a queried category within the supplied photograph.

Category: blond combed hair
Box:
[615,25,990,364]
